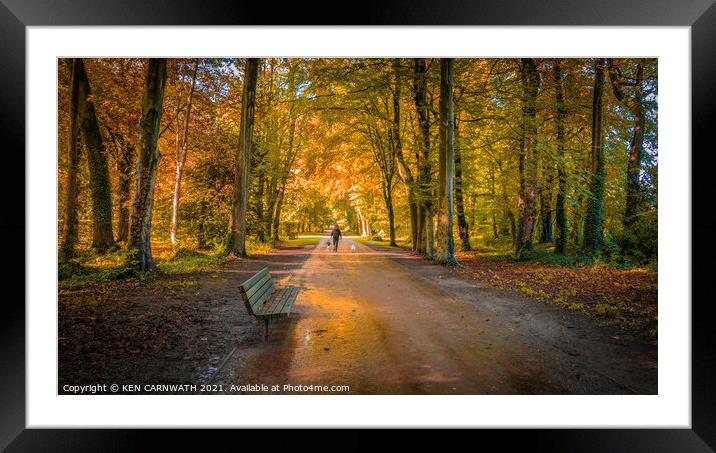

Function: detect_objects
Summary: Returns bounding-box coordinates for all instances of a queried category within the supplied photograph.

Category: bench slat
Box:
[255,287,290,318]
[263,287,299,319]
[278,293,297,318]
[243,272,272,299]
[247,276,273,306]
[257,287,293,319]
[272,287,295,315]
[239,268,269,292]
[241,277,274,316]
[272,287,296,315]
[249,280,275,312]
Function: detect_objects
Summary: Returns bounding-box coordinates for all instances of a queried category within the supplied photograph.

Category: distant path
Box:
[216,234,656,394]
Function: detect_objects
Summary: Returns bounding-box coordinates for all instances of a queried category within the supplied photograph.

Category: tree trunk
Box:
[197,194,209,249]
[116,142,134,243]
[226,58,259,257]
[515,58,540,259]
[264,171,278,242]
[273,109,301,243]
[76,59,114,251]
[391,64,418,251]
[272,189,284,243]
[416,204,425,251]
[383,183,397,246]
[624,64,645,230]
[538,168,554,243]
[608,60,645,231]
[426,211,435,258]
[496,160,515,241]
[413,58,432,257]
[59,59,82,260]
[436,58,457,265]
[356,206,367,237]
[454,111,471,251]
[127,58,168,271]
[582,58,606,257]
[171,59,199,252]
[488,162,499,240]
[255,168,266,242]
[553,60,568,254]
[538,101,555,244]
[570,191,583,248]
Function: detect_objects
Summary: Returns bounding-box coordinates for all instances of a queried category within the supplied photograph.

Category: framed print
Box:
[2,0,714,449]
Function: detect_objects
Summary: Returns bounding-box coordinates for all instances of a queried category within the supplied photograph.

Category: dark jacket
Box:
[331,228,342,240]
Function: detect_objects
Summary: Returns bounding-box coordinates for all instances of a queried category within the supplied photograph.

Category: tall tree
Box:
[515,58,540,258]
[76,59,115,250]
[538,149,554,243]
[260,60,282,242]
[607,59,646,232]
[170,59,199,252]
[553,59,569,254]
[127,58,168,271]
[92,58,144,245]
[435,58,458,265]
[391,62,419,251]
[59,59,82,260]
[413,58,434,257]
[104,129,134,243]
[366,115,398,247]
[254,141,268,242]
[272,114,302,242]
[226,58,259,257]
[582,58,606,257]
[269,60,303,243]
[454,108,471,251]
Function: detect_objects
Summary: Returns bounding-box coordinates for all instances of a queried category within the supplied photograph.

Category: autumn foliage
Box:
[57,57,657,286]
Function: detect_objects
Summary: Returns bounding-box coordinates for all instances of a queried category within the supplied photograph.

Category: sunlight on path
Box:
[231,235,562,394]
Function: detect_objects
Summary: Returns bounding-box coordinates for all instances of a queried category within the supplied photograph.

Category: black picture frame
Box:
[2,0,713,450]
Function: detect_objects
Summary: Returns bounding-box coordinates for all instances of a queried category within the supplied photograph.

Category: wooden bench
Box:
[239,268,299,340]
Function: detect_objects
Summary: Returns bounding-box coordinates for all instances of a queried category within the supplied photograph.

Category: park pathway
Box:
[215,235,656,394]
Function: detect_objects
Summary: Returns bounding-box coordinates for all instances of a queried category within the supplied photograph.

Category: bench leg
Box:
[264,319,269,340]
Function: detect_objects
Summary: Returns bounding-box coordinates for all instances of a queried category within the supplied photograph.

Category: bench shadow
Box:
[227,306,303,394]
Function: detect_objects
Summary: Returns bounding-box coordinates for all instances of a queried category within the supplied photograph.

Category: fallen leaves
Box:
[454,251,658,338]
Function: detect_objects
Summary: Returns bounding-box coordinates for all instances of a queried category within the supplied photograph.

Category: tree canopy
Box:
[57,57,658,268]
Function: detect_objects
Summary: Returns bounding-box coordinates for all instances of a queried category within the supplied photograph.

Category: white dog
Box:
[351,244,356,252]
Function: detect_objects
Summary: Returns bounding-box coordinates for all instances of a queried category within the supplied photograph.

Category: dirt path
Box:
[214,236,657,394]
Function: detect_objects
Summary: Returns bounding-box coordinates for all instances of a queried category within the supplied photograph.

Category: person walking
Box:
[330,224,342,252]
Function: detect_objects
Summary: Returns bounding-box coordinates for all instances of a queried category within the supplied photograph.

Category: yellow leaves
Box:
[595,302,619,318]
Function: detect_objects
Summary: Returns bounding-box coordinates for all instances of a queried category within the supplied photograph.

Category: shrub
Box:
[58,261,90,280]
[614,209,658,265]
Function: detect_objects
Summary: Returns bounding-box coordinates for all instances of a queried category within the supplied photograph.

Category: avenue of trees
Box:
[58,57,657,272]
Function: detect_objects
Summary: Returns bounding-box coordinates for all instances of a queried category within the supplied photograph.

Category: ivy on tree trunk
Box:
[582,58,606,257]
[553,60,569,255]
[76,59,115,251]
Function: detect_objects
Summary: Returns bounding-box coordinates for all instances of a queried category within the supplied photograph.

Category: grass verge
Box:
[58,237,318,290]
